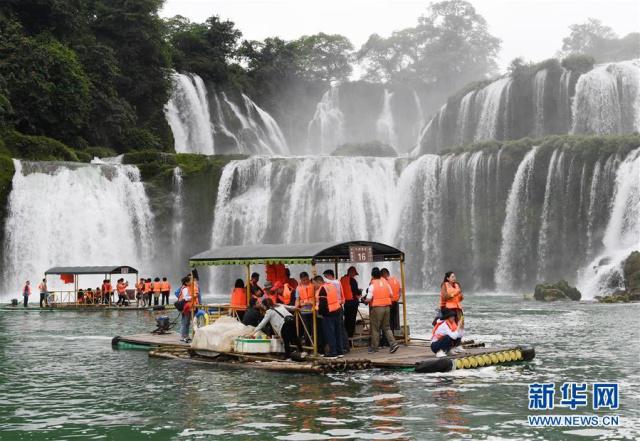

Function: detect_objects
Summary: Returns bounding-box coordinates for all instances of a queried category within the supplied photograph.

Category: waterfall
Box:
[495,148,538,290]
[412,90,425,139]
[165,72,215,155]
[211,156,398,247]
[2,160,155,297]
[307,87,345,155]
[376,89,398,148]
[241,94,289,155]
[533,69,547,136]
[536,149,565,279]
[171,167,184,254]
[571,59,640,135]
[474,77,511,142]
[391,155,442,287]
[456,91,476,145]
[578,148,640,298]
[165,71,290,155]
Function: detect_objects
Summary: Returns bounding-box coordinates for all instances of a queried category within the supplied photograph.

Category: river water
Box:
[0,293,638,440]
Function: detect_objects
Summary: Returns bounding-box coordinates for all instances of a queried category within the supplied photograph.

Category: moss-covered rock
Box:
[0,154,15,264]
[1,129,79,161]
[332,140,397,157]
[534,280,582,301]
[623,251,640,295]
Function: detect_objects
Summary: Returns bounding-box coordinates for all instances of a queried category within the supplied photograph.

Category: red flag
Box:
[60,274,74,284]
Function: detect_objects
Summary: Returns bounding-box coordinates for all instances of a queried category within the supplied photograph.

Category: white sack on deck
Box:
[191,316,253,352]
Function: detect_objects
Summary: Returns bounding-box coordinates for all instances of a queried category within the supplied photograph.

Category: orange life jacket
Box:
[230,287,247,310]
[153,282,162,293]
[296,283,314,306]
[136,281,143,291]
[340,275,354,301]
[442,282,463,310]
[194,280,200,294]
[144,282,151,292]
[316,283,340,313]
[282,283,293,305]
[104,282,112,293]
[161,281,170,292]
[386,276,401,302]
[431,319,458,341]
[117,282,126,294]
[369,279,392,307]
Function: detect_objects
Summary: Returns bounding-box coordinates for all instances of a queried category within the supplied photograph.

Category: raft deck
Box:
[113,332,534,373]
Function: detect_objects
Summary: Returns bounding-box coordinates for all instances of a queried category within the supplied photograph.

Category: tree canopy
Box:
[561,18,640,62]
[357,0,500,91]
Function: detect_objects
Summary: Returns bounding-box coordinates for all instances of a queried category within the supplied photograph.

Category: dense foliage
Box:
[560,18,640,62]
[0,0,172,154]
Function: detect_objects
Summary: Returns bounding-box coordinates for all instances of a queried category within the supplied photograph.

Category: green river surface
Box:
[0,293,638,440]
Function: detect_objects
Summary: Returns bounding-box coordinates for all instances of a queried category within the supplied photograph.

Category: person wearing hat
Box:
[340,266,361,338]
[430,308,463,357]
[262,280,274,304]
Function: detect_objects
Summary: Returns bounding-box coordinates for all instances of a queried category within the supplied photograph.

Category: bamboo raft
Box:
[0,304,173,312]
[112,332,535,374]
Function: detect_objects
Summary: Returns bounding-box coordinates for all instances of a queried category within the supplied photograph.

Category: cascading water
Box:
[165,72,290,155]
[578,148,640,298]
[307,87,345,155]
[165,72,215,155]
[571,60,640,135]
[205,146,636,293]
[171,167,185,268]
[376,89,398,148]
[1,161,155,297]
[473,77,511,142]
[494,148,538,290]
[533,69,547,136]
[536,149,566,279]
[415,60,640,155]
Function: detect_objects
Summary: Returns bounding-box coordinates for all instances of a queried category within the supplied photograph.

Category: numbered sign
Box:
[349,246,373,262]
[121,267,129,274]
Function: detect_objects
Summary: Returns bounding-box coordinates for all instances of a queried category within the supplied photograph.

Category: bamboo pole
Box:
[245,264,251,307]
[400,258,409,345]
[312,263,318,356]
[190,269,196,337]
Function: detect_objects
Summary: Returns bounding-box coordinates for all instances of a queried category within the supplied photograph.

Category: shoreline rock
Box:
[533,280,581,301]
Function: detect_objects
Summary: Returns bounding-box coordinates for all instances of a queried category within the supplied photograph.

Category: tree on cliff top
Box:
[357,0,500,91]
[560,18,640,62]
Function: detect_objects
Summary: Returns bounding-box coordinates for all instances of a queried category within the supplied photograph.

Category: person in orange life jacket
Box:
[178,276,199,343]
[282,269,297,306]
[294,272,322,347]
[439,272,464,333]
[143,278,152,306]
[249,272,264,301]
[313,275,344,358]
[363,267,399,354]
[22,280,31,307]
[380,268,401,331]
[252,298,304,359]
[116,278,128,306]
[271,281,285,304]
[323,269,348,353]
[38,278,48,308]
[151,277,162,306]
[340,266,362,338]
[102,279,112,305]
[430,308,463,357]
[229,279,248,321]
[160,277,171,306]
[135,279,144,307]
[191,270,202,305]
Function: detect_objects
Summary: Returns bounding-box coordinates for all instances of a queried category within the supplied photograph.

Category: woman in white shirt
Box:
[252,298,303,358]
[430,308,463,357]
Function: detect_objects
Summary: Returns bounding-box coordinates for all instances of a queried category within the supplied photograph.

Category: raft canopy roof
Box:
[189,241,404,266]
[45,266,138,275]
